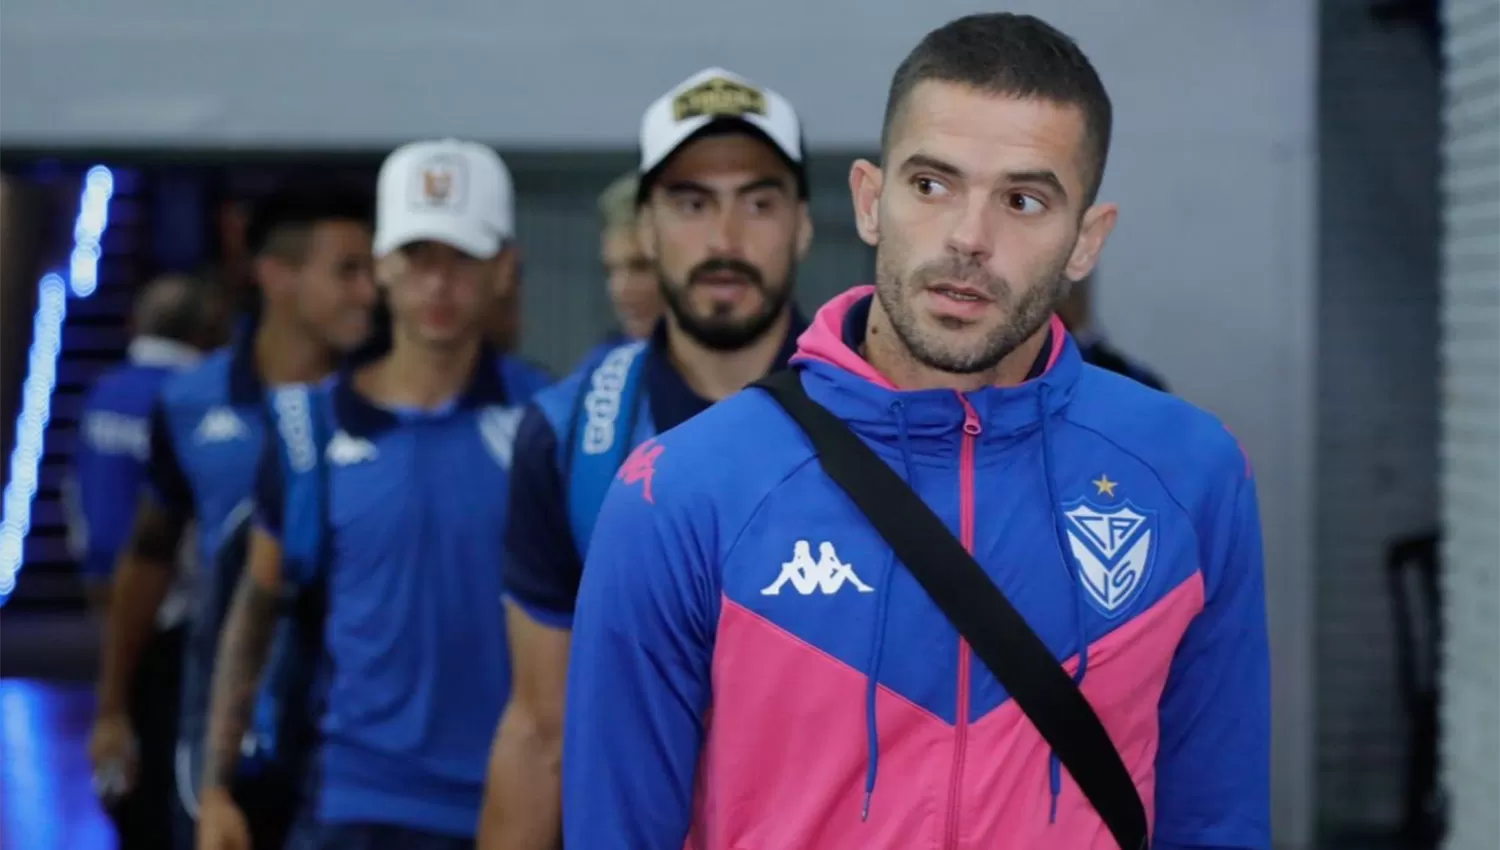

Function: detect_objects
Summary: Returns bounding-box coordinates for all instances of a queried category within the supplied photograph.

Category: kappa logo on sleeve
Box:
[616,438,664,504]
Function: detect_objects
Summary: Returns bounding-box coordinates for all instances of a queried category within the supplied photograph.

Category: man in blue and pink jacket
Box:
[562,12,1270,850]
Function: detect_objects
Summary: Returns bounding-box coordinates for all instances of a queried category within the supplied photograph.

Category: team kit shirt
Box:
[148,336,274,805]
[68,336,202,615]
[563,286,1271,849]
[255,352,549,838]
[502,315,805,628]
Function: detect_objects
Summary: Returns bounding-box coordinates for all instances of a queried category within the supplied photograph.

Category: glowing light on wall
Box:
[0,166,115,604]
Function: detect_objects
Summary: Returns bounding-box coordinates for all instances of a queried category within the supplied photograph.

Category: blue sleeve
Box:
[252,430,285,540]
[144,400,193,517]
[69,391,148,578]
[561,452,716,849]
[1153,465,1271,850]
[501,405,583,628]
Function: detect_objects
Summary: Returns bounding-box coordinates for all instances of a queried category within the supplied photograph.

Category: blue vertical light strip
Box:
[0,166,115,604]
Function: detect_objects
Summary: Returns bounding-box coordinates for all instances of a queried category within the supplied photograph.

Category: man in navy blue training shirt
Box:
[68,273,223,850]
[477,68,815,850]
[198,138,550,850]
[563,14,1269,850]
[91,186,379,850]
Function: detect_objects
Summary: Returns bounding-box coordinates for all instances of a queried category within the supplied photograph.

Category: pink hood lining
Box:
[791,285,1067,390]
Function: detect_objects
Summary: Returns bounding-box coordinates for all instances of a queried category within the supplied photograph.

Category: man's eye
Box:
[913,177,947,197]
[1007,193,1045,214]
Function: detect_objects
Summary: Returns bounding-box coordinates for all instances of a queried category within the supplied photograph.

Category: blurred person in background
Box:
[65,273,224,850]
[560,14,1268,850]
[1056,271,1168,391]
[90,186,378,850]
[197,139,549,850]
[478,67,814,850]
[593,171,664,350]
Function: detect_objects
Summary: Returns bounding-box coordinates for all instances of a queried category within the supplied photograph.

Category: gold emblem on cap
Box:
[672,77,767,122]
[422,169,453,204]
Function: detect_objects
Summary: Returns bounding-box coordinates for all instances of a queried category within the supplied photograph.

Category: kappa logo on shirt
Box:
[193,407,247,445]
[1062,474,1157,617]
[761,540,874,596]
[617,438,663,503]
[326,431,378,466]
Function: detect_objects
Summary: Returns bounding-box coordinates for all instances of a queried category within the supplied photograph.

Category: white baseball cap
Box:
[638,68,804,183]
[374,138,515,259]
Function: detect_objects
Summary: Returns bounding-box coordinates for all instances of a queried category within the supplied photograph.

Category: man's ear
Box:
[635,205,659,261]
[795,202,815,261]
[848,159,884,248]
[254,255,293,304]
[1064,202,1119,283]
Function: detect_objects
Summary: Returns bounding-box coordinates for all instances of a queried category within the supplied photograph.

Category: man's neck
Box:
[358,333,481,410]
[666,309,792,402]
[253,318,334,387]
[863,302,1049,392]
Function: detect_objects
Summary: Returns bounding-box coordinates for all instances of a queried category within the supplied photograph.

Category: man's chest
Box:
[716,461,1205,723]
[175,402,264,520]
[323,410,522,548]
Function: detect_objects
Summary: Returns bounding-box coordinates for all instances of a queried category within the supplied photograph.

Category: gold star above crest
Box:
[1093,474,1118,498]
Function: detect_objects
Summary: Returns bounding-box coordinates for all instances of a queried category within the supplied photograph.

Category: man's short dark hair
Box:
[244,183,374,265]
[882,13,1113,203]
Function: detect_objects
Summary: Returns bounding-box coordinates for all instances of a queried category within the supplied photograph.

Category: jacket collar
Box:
[333,345,509,438]
[791,285,1079,449]
[127,336,202,369]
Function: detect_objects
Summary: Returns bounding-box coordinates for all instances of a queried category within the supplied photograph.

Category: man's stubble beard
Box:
[873,242,1071,376]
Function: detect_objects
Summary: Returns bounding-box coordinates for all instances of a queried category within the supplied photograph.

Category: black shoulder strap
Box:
[755,369,1148,850]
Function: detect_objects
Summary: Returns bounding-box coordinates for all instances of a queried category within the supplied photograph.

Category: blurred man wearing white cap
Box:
[197,139,550,850]
[477,67,814,850]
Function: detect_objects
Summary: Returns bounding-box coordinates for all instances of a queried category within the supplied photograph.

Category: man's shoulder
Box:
[530,340,648,430]
[85,362,173,415]
[613,385,815,520]
[158,348,234,409]
[1069,366,1249,494]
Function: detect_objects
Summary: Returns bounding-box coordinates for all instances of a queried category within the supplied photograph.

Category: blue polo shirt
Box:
[255,351,548,838]
[502,314,805,629]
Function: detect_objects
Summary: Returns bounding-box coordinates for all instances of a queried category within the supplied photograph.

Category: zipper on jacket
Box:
[945,395,983,850]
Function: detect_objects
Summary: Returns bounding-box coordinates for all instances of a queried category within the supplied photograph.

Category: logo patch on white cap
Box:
[671,76,767,123]
[639,68,803,177]
[409,154,468,212]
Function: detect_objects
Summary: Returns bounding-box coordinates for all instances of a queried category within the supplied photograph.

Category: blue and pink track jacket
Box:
[562,285,1271,850]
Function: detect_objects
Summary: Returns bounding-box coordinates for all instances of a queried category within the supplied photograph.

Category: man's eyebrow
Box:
[1004,169,1069,201]
[734,177,792,196]
[899,153,964,179]
[661,180,712,195]
[661,177,792,196]
[898,155,1071,202]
